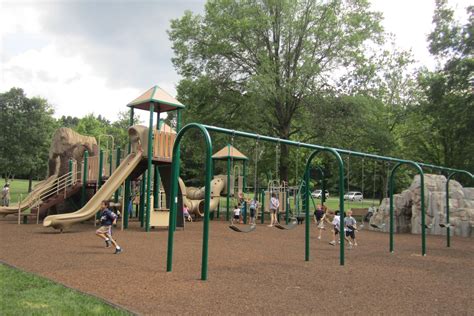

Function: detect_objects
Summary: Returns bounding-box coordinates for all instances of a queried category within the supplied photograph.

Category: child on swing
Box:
[344,209,358,248]
[268,193,280,227]
[314,204,327,240]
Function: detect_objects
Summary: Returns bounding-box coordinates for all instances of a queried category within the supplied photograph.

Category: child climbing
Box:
[232,204,241,225]
[344,210,358,249]
[96,200,122,254]
[268,193,280,227]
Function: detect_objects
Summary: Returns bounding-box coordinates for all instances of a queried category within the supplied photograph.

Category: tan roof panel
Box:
[127,86,185,112]
[212,144,248,160]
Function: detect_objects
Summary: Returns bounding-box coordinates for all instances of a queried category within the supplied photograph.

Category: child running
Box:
[329,211,340,246]
[96,200,122,254]
[268,193,280,227]
[232,204,241,225]
[344,210,358,249]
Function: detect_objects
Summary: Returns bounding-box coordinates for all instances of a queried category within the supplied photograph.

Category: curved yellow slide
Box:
[43,151,143,231]
[0,173,58,216]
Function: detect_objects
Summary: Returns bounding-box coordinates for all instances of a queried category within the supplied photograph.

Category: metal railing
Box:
[20,161,81,224]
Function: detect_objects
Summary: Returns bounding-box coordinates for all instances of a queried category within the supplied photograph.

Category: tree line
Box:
[0,88,133,190]
[168,0,473,195]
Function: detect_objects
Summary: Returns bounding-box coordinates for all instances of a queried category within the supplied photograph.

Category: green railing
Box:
[166,123,473,281]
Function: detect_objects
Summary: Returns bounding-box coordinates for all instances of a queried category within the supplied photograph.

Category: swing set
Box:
[166,123,473,281]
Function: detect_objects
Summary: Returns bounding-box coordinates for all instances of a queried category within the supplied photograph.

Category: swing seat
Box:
[274,221,297,230]
[229,224,256,233]
[439,223,454,228]
[370,223,385,230]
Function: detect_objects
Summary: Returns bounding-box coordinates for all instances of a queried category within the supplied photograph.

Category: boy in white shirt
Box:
[232,204,241,225]
[329,211,340,246]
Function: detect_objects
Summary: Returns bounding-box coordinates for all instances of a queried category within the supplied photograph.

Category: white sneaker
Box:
[329,241,336,246]
[317,236,321,240]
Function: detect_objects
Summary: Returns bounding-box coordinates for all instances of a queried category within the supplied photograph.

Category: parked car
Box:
[311,190,329,199]
[344,191,363,201]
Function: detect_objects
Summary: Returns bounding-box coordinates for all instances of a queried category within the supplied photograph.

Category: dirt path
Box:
[1,217,473,315]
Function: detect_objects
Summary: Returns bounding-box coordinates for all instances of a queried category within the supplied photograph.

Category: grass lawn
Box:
[218,194,379,213]
[1,178,38,204]
[0,264,130,315]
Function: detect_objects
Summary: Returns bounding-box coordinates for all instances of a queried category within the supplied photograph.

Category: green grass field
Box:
[218,194,379,213]
[1,178,38,204]
[0,264,130,315]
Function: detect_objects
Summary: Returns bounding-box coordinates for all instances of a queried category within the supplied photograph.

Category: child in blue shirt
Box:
[96,200,122,254]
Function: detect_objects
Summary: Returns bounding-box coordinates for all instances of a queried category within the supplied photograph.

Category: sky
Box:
[0,0,471,121]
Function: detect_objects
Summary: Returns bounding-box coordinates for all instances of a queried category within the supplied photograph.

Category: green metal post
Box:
[145,104,154,232]
[390,162,426,256]
[109,152,113,177]
[98,150,104,189]
[260,189,265,224]
[166,124,212,281]
[226,154,231,221]
[389,165,399,253]
[139,172,146,227]
[124,107,134,229]
[420,169,426,256]
[81,151,88,207]
[114,148,121,202]
[243,160,247,224]
[304,168,310,261]
[446,174,452,247]
[154,111,161,209]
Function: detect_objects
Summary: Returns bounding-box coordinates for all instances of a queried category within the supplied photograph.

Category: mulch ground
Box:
[1,216,473,315]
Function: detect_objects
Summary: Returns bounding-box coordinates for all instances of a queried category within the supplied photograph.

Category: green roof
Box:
[127,85,185,112]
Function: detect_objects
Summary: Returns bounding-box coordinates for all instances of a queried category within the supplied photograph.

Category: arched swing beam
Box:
[445,171,474,247]
[166,123,472,281]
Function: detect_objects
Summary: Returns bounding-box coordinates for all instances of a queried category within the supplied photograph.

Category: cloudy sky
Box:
[0,0,470,121]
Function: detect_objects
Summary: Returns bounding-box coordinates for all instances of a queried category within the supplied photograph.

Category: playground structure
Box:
[2,84,472,283]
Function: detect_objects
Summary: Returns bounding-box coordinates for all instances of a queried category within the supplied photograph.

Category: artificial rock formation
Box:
[369,174,474,237]
[48,127,98,177]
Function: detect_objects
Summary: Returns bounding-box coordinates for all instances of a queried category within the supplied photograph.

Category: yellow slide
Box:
[43,151,143,231]
[0,173,58,216]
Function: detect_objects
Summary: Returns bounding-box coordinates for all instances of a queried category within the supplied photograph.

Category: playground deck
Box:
[1,218,473,315]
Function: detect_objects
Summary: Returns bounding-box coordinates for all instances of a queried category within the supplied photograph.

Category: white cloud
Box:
[0,44,141,119]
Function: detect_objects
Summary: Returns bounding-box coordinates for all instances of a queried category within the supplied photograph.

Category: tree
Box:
[0,88,57,190]
[411,1,473,171]
[169,0,385,181]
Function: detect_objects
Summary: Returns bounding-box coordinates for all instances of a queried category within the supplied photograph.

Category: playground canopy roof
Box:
[212,144,248,161]
[127,85,185,112]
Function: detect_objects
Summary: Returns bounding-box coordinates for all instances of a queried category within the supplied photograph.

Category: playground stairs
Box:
[31,182,82,218]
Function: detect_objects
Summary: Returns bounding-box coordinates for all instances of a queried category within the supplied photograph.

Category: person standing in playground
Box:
[248,196,258,225]
[329,210,340,246]
[1,183,10,206]
[314,204,327,240]
[344,210,358,248]
[268,193,280,227]
[232,204,241,225]
[96,200,122,254]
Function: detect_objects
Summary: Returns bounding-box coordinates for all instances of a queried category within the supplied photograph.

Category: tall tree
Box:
[412,1,473,171]
[0,88,57,190]
[169,0,385,181]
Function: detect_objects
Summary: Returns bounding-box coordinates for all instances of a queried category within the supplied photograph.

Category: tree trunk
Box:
[28,170,33,193]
